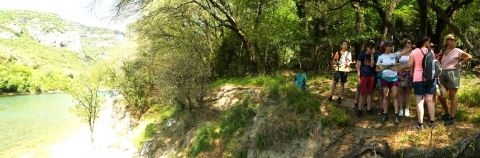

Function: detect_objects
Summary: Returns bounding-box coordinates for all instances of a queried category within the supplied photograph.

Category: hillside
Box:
[0,10,125,93]
[133,73,480,158]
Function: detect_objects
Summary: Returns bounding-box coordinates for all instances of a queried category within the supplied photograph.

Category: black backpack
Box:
[421,49,442,80]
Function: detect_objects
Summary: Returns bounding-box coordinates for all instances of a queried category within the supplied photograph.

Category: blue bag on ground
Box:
[295,73,307,91]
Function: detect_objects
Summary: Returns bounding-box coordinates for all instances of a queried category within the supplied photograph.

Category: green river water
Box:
[0,93,82,158]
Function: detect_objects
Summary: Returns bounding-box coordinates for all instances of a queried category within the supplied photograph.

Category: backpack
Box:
[332,50,351,69]
[294,73,307,91]
[421,49,442,80]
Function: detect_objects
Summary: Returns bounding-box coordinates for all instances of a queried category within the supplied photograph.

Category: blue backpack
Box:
[295,73,307,91]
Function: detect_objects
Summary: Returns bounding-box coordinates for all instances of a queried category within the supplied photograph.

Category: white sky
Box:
[0,0,135,32]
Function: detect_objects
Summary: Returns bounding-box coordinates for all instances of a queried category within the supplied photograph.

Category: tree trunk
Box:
[430,0,475,52]
[417,0,429,35]
[371,0,401,41]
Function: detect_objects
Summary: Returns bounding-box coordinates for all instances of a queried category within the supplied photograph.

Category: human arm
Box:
[459,51,473,64]
[399,55,414,71]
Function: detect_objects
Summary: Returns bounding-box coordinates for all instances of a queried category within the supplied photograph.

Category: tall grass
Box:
[188,98,256,157]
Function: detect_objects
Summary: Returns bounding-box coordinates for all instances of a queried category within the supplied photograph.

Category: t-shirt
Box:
[357,51,377,77]
[336,50,352,72]
[410,47,430,82]
[376,53,398,78]
[441,48,464,70]
[395,50,410,65]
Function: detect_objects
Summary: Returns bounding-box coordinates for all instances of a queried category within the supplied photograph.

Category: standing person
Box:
[375,45,384,116]
[329,40,352,104]
[400,36,437,129]
[438,34,473,125]
[376,41,400,123]
[356,40,377,116]
[396,39,414,117]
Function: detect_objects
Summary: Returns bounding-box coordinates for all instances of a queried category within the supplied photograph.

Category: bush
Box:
[188,98,256,157]
[219,98,256,137]
[283,85,321,113]
[188,123,217,157]
[322,104,349,127]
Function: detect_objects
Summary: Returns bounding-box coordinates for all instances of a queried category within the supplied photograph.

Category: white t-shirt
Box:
[377,53,398,77]
[395,50,410,65]
[337,51,352,72]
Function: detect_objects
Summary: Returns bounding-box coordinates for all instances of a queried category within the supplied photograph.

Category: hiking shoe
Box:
[356,109,363,117]
[444,116,455,126]
[381,113,388,123]
[328,96,333,102]
[415,122,424,130]
[394,113,400,124]
[337,97,342,104]
[399,108,404,117]
[404,108,410,117]
[441,114,450,121]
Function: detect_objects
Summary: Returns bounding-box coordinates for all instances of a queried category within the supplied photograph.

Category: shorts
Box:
[413,80,437,96]
[359,76,375,95]
[398,71,413,88]
[381,79,399,88]
[439,69,460,89]
[333,71,348,83]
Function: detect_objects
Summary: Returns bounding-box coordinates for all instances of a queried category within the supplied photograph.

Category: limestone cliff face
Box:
[27,25,83,52]
[0,10,125,57]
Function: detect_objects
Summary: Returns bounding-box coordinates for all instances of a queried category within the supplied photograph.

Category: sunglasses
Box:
[448,38,455,41]
[406,41,411,44]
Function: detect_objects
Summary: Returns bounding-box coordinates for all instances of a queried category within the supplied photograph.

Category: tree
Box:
[68,69,105,143]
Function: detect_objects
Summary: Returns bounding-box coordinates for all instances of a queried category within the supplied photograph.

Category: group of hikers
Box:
[327,34,473,129]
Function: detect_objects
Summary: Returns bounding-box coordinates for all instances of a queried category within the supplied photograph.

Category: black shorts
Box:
[413,80,436,96]
[333,71,348,83]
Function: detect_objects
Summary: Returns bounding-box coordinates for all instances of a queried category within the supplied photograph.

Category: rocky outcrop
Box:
[206,85,262,110]
[27,25,82,52]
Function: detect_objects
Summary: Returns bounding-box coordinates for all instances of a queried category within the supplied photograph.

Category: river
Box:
[0,93,82,158]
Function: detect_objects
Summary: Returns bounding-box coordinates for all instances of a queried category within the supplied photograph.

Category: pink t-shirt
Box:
[441,48,464,70]
[410,47,429,82]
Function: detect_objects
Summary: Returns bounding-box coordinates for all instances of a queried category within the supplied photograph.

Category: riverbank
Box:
[0,91,64,97]
[43,95,137,158]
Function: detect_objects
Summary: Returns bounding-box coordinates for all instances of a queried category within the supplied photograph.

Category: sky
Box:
[0,0,135,32]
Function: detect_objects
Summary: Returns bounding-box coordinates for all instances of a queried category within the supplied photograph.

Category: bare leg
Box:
[416,96,425,124]
[367,94,372,110]
[438,94,449,115]
[339,83,345,98]
[330,81,338,97]
[405,87,412,109]
[392,86,399,114]
[425,94,435,121]
[383,87,390,113]
[354,84,360,104]
[358,94,365,111]
[449,89,458,118]
[398,88,404,110]
[378,89,384,113]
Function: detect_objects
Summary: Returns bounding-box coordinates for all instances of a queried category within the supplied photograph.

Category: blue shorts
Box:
[412,80,436,96]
